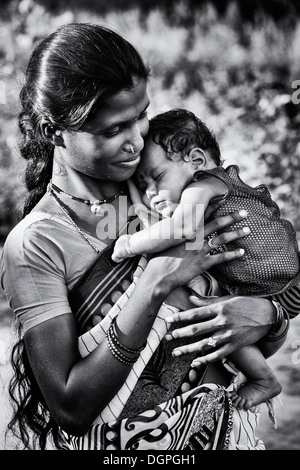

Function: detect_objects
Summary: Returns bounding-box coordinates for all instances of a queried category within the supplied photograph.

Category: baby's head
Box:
[135,108,222,216]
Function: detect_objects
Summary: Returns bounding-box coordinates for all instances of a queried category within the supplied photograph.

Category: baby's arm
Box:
[112,178,227,263]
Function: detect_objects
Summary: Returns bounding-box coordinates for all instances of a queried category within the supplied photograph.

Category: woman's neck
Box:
[33,179,131,245]
[52,174,123,203]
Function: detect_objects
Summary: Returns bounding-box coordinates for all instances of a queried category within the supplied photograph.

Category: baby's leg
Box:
[228,345,282,410]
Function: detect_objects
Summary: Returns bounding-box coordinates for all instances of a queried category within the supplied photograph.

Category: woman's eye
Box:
[103,127,122,137]
[139,110,148,120]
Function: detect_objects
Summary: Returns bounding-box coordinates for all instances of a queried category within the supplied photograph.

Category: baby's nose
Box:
[146,188,157,200]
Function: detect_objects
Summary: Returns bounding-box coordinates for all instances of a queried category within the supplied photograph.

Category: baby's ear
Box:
[188,147,208,170]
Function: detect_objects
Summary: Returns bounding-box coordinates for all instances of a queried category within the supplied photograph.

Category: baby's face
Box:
[135,139,193,217]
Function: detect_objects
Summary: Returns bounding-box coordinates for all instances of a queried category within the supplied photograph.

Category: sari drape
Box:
[65,239,265,450]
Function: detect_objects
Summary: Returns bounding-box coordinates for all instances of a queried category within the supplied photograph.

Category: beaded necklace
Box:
[49,180,125,215]
[47,182,101,253]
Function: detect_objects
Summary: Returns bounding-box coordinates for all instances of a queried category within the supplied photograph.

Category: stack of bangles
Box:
[266,301,290,342]
[106,317,146,365]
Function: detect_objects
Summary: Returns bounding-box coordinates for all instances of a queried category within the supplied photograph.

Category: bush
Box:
[1,0,300,239]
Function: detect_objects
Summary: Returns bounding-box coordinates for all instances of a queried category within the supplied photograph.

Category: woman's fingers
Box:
[207,226,250,248]
[203,209,248,239]
[190,344,234,367]
[165,317,216,340]
[166,333,234,364]
[165,307,216,326]
[189,294,234,307]
[204,246,245,269]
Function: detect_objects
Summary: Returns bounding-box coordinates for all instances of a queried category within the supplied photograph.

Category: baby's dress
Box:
[193,165,300,297]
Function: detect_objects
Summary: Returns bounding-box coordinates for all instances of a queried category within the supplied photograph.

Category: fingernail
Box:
[242,227,250,234]
[239,248,245,255]
[173,350,182,357]
[191,361,201,367]
[239,209,248,217]
[165,316,174,323]
[165,334,172,341]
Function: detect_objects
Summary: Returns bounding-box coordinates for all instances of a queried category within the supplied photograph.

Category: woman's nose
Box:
[128,123,145,153]
[146,187,157,200]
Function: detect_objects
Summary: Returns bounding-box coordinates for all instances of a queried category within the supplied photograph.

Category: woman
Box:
[0,23,296,450]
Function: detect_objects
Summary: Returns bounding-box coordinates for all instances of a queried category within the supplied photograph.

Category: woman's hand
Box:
[148,209,250,291]
[164,295,276,365]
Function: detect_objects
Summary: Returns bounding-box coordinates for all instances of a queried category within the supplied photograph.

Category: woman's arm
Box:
[24,209,248,436]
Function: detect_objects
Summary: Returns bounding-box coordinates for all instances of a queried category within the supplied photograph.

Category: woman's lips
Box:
[115,154,141,167]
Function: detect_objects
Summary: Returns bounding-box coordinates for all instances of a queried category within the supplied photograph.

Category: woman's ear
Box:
[188,147,208,171]
[40,119,65,147]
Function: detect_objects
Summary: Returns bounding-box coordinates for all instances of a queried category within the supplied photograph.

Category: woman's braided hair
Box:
[19,22,150,217]
[7,22,150,450]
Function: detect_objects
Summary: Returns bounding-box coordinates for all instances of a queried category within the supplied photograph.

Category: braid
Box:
[17,23,149,219]
[6,326,66,449]
[18,110,54,218]
[8,22,150,450]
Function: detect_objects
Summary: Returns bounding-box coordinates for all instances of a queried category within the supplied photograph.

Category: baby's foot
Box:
[228,374,282,410]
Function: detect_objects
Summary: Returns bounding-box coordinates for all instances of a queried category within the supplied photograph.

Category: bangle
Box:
[105,318,146,365]
[265,301,290,342]
[106,327,138,365]
[111,317,146,354]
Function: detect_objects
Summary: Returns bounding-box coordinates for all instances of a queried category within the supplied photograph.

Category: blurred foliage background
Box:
[1,0,300,452]
[1,0,300,242]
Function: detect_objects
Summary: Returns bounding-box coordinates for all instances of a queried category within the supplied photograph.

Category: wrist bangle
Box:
[265,301,290,342]
[111,317,146,354]
[270,301,284,334]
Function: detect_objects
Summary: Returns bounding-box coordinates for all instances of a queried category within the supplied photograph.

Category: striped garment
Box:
[65,246,266,450]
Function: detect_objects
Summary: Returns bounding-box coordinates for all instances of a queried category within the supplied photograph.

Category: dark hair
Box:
[8,22,150,450]
[19,22,150,218]
[145,108,222,165]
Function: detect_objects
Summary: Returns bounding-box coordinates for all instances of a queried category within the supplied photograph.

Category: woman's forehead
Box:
[82,79,149,131]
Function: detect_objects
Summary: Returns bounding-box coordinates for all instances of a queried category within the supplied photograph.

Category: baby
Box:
[112,108,300,411]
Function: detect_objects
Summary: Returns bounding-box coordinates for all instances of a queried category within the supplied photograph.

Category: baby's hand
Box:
[112,234,135,263]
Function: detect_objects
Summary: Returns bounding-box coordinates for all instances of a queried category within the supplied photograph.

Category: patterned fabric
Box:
[65,240,265,451]
[193,165,300,297]
[273,285,300,319]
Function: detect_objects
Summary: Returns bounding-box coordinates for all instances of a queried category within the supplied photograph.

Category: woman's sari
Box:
[65,240,265,450]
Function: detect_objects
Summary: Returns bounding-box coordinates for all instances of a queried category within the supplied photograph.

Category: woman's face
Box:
[57,78,150,182]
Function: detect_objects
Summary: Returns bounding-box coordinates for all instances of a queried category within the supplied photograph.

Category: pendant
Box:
[90,201,103,215]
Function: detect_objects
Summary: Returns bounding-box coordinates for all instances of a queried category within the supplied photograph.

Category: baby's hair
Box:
[145,108,222,165]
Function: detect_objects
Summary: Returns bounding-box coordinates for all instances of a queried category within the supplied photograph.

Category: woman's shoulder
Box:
[2,212,66,264]
[4,212,56,243]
